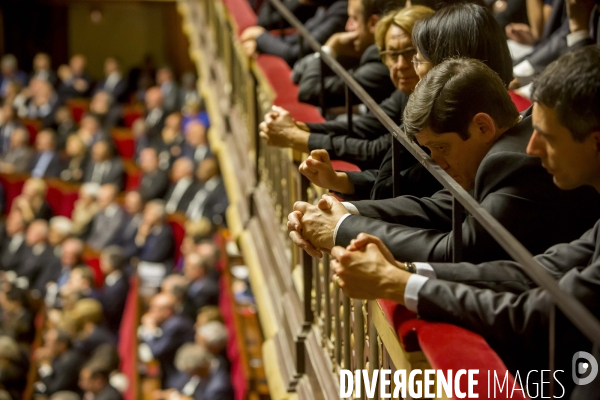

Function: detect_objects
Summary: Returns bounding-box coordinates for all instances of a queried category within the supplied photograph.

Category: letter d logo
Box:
[572,351,599,385]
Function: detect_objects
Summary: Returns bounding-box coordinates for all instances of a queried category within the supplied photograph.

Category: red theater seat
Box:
[67,98,91,123]
[124,160,141,190]
[112,128,135,160]
[45,179,80,218]
[256,55,298,105]
[122,105,144,128]
[167,213,186,265]
[0,173,28,213]
[82,251,104,288]
[22,119,41,145]
[222,0,258,36]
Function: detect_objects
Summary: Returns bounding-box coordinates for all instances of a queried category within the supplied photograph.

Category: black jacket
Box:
[257,0,317,30]
[295,44,394,107]
[39,349,85,395]
[138,169,170,202]
[337,115,600,263]
[255,1,348,66]
[95,384,124,400]
[417,219,600,398]
[83,157,126,190]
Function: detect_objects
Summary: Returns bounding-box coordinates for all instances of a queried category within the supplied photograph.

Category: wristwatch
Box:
[404,262,417,274]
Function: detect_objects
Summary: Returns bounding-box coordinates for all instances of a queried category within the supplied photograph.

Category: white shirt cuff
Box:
[138,343,154,362]
[414,262,437,279]
[38,364,53,378]
[404,274,429,312]
[341,202,359,215]
[333,213,352,245]
[567,30,592,47]
[513,60,535,78]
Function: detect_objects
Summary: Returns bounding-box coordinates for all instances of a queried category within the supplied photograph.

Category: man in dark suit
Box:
[164,157,198,214]
[0,127,34,174]
[0,54,28,98]
[34,329,85,396]
[79,361,123,400]
[31,53,57,86]
[0,104,25,155]
[57,54,93,100]
[135,200,175,265]
[138,292,195,387]
[87,184,127,250]
[182,254,219,321]
[114,191,145,259]
[94,57,127,103]
[187,157,228,226]
[156,67,181,114]
[181,120,211,166]
[0,210,27,273]
[143,86,168,145]
[83,140,125,190]
[99,246,129,335]
[138,147,170,201]
[293,0,394,107]
[330,48,600,398]
[289,58,600,265]
[15,219,59,292]
[169,343,234,400]
[29,129,62,178]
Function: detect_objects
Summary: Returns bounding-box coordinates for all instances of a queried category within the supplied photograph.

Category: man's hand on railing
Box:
[258,105,310,152]
[331,235,410,303]
[287,194,348,254]
[299,149,355,194]
[241,26,266,57]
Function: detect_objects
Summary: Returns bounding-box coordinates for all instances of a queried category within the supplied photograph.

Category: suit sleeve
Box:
[308,133,391,170]
[43,354,81,394]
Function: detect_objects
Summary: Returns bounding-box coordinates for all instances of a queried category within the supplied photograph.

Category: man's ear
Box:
[368,14,380,34]
[471,113,497,142]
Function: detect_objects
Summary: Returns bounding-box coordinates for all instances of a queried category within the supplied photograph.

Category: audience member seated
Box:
[70,183,100,238]
[79,360,123,400]
[0,55,27,99]
[58,54,93,100]
[0,104,24,156]
[31,52,57,86]
[181,120,211,165]
[179,72,201,112]
[165,157,198,214]
[0,210,27,272]
[138,147,170,201]
[60,134,89,183]
[15,79,60,128]
[14,219,58,293]
[157,66,182,114]
[115,190,145,258]
[77,113,106,148]
[44,238,84,300]
[293,0,395,107]
[87,183,126,250]
[0,335,29,399]
[141,86,167,146]
[161,274,190,313]
[158,112,185,170]
[49,216,74,253]
[95,57,128,103]
[61,265,98,302]
[0,286,34,343]
[33,328,85,396]
[195,321,230,371]
[182,253,219,321]
[187,157,228,225]
[241,0,349,66]
[98,246,129,335]
[257,0,318,30]
[71,298,116,357]
[54,106,78,150]
[89,90,121,131]
[29,129,62,178]
[11,177,53,222]
[0,126,33,174]
[138,292,194,387]
[83,139,125,189]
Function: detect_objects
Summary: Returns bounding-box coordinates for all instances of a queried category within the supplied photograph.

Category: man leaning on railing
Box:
[329,47,600,399]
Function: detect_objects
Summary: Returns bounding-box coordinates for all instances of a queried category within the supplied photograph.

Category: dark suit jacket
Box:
[58,73,94,99]
[164,180,200,213]
[29,151,63,178]
[187,178,229,225]
[183,277,220,320]
[1,146,33,173]
[113,213,142,259]
[337,115,600,264]
[16,245,58,290]
[416,219,600,398]
[73,325,117,357]
[255,1,348,66]
[189,362,234,400]
[257,0,317,30]
[95,76,128,103]
[95,384,124,400]
[100,273,130,335]
[40,349,85,395]
[138,169,170,201]
[0,235,27,272]
[138,224,175,264]
[295,44,394,108]
[144,315,195,387]
[87,206,127,250]
[83,157,125,190]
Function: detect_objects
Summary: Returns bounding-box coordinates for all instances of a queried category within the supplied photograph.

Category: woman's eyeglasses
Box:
[411,54,431,68]
[379,47,417,64]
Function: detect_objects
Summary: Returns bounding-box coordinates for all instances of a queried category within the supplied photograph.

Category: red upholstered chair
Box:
[119,275,140,400]
[124,160,141,190]
[59,190,80,218]
[222,0,258,36]
[66,98,91,123]
[0,173,28,213]
[256,55,298,105]
[111,128,135,160]
[45,181,64,216]
[83,249,104,288]
[45,179,80,218]
[122,105,145,128]
[22,119,41,145]
[167,213,186,265]
[509,90,533,113]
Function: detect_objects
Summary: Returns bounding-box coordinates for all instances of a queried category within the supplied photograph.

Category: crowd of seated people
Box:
[238,0,600,396]
[0,49,234,399]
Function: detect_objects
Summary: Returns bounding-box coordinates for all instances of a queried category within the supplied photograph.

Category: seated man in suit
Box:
[87,184,126,250]
[0,210,27,273]
[135,199,175,266]
[116,190,145,259]
[187,157,228,226]
[138,147,170,201]
[0,127,33,174]
[288,57,600,265]
[156,66,181,114]
[48,216,73,254]
[31,52,57,85]
[94,57,127,103]
[33,328,85,396]
[78,361,123,400]
[83,140,125,189]
[138,292,195,388]
[182,253,219,321]
[195,321,230,372]
[142,86,167,146]
[330,47,600,398]
[15,219,58,293]
[164,157,198,214]
[0,286,34,342]
[89,90,121,131]
[181,120,211,165]
[71,183,100,238]
[29,129,62,178]
[57,54,93,100]
[98,246,129,335]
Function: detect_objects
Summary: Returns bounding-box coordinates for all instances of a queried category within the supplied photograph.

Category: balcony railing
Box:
[177,0,600,398]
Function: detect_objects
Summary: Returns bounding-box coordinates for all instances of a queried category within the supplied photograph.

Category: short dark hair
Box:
[84,361,111,382]
[361,0,395,19]
[102,246,125,271]
[404,58,519,140]
[530,46,600,142]
[412,3,513,87]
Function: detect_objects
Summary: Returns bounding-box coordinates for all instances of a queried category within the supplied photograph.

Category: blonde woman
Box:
[11,177,53,222]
